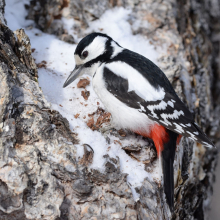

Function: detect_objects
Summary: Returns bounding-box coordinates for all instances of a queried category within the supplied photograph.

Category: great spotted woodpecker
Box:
[63,33,214,211]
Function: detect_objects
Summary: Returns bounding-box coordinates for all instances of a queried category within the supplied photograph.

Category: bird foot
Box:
[99,124,127,143]
[99,124,115,144]
[99,124,116,134]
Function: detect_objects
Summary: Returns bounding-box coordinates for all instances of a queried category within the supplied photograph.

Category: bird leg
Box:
[99,124,128,143]
[99,124,116,144]
[99,123,116,134]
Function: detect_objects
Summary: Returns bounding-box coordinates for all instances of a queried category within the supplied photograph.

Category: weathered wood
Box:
[0,0,219,219]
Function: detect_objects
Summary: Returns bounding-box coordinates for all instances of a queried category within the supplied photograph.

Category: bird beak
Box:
[63,65,84,88]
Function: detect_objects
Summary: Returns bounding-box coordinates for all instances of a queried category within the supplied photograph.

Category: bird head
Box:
[63,32,121,88]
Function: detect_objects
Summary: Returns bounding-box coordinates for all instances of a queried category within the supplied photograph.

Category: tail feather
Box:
[137,125,178,212]
[162,156,174,212]
[161,130,178,212]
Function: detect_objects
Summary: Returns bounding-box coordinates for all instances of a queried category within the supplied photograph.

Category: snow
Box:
[5,0,162,200]
[86,7,158,63]
[5,0,33,31]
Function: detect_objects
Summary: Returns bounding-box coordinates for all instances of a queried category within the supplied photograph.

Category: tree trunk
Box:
[0,0,219,219]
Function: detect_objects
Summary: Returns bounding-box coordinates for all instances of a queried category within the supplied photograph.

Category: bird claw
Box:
[99,124,123,143]
[99,124,115,134]
[99,124,115,143]
[99,125,128,144]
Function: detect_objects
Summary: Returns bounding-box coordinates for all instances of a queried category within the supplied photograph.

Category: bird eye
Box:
[82,51,88,58]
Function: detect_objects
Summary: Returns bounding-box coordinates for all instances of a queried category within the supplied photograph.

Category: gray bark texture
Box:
[1,0,220,219]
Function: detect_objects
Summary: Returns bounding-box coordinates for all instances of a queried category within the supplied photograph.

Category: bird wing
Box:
[103,60,214,147]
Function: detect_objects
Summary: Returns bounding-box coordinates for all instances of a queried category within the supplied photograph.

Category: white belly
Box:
[93,65,155,134]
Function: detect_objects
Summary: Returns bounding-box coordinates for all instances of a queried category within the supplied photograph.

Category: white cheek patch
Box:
[82,36,108,63]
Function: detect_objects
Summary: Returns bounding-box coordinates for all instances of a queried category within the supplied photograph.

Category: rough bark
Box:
[1,0,219,220]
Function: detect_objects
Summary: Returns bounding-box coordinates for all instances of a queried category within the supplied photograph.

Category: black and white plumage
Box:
[63,33,214,211]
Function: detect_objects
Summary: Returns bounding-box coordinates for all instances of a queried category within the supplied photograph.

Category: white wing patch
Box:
[147,101,167,119]
[160,120,169,126]
[173,123,184,133]
[180,123,186,127]
[186,131,197,140]
[139,104,146,112]
[160,110,184,126]
[105,62,165,102]
[167,101,174,108]
[110,41,124,59]
[202,141,212,148]
[141,98,188,135]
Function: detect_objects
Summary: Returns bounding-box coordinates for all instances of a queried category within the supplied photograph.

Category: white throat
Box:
[86,62,101,77]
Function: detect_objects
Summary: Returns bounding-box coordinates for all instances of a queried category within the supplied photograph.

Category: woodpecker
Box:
[63,32,214,211]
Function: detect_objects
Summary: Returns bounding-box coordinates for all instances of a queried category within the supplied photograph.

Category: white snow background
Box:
[5,0,164,199]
